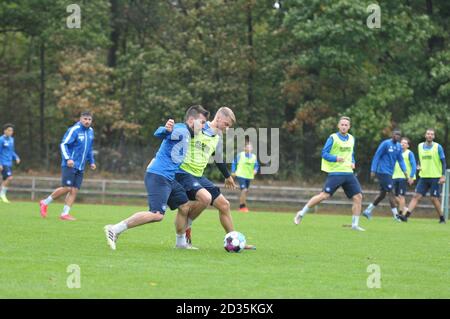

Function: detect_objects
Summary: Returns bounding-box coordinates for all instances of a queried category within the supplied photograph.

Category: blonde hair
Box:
[216,107,236,125]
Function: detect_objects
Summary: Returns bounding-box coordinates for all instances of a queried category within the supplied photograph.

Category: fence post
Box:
[31,177,36,201]
[102,180,106,204]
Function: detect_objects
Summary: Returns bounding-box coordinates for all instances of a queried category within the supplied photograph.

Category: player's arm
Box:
[370,142,385,176]
[60,126,79,167]
[409,151,417,178]
[231,154,239,176]
[0,137,3,170]
[87,133,96,170]
[438,145,446,184]
[154,119,175,139]
[213,139,236,189]
[12,146,20,165]
[322,136,341,162]
[254,159,260,175]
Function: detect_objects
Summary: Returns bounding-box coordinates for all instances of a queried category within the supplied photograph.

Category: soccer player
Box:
[232,142,259,212]
[293,116,365,231]
[103,105,209,250]
[0,124,21,203]
[39,111,96,221]
[363,130,413,221]
[174,107,255,248]
[399,129,447,223]
[392,137,416,216]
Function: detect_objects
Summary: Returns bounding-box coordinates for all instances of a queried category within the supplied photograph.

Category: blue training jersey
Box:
[147,123,191,181]
[60,122,95,171]
[0,135,20,166]
[371,139,406,175]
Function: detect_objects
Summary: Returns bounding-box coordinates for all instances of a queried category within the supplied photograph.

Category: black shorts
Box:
[393,178,407,196]
[1,166,12,181]
[175,172,221,204]
[323,174,362,199]
[145,172,189,214]
[236,177,251,190]
[416,178,441,198]
[376,173,394,192]
[61,167,84,189]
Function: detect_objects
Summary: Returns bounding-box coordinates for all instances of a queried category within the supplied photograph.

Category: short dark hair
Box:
[393,129,402,135]
[185,105,210,121]
[80,111,92,118]
[3,123,14,131]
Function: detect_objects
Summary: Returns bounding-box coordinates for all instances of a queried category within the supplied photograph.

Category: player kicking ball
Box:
[39,111,96,220]
[294,116,365,231]
[173,107,255,249]
[104,105,209,250]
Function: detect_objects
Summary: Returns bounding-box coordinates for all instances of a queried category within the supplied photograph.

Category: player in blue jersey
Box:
[39,112,96,220]
[294,116,365,231]
[362,130,413,221]
[104,105,209,250]
[0,124,21,203]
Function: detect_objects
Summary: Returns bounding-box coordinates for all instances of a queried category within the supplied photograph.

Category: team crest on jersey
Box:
[78,134,85,142]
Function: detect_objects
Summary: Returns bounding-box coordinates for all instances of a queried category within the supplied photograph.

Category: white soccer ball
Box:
[224,231,246,253]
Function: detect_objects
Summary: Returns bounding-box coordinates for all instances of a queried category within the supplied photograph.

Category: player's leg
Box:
[294,175,336,224]
[168,181,197,249]
[401,179,427,222]
[60,169,84,221]
[342,175,365,231]
[212,194,234,233]
[363,174,392,220]
[237,177,249,212]
[104,173,169,250]
[429,179,445,223]
[0,171,13,203]
[40,167,75,216]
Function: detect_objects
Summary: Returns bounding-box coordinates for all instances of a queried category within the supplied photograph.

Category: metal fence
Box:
[7,175,447,213]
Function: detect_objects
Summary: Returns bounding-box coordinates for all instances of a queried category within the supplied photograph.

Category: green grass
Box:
[0,201,449,298]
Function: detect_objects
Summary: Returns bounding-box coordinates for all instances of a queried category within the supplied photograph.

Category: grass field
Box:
[0,201,449,298]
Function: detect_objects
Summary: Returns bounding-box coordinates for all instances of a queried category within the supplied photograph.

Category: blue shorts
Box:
[376,173,394,192]
[61,167,84,189]
[175,172,221,204]
[323,174,362,199]
[415,178,441,198]
[393,178,407,196]
[145,172,189,214]
[1,166,12,181]
[236,177,251,190]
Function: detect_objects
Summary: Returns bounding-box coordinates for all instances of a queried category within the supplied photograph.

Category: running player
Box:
[104,105,209,250]
[232,142,259,212]
[0,124,21,203]
[392,137,416,216]
[39,111,96,220]
[362,130,413,221]
[399,129,446,223]
[293,116,365,231]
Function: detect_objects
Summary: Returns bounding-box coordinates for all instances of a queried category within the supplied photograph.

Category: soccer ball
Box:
[224,231,246,253]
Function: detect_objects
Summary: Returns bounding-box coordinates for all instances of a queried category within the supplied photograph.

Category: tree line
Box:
[0,0,449,182]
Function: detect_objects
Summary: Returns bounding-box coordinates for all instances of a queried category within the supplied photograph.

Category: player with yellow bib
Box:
[392,137,416,216]
[232,142,259,212]
[294,116,365,231]
[400,129,447,223]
